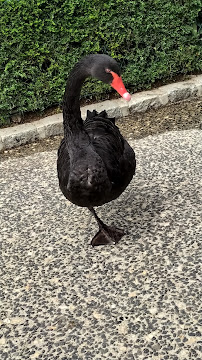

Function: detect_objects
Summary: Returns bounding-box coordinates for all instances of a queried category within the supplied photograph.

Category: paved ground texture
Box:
[0,129,202,360]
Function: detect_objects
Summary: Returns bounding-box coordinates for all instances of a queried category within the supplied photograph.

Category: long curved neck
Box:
[63,60,90,138]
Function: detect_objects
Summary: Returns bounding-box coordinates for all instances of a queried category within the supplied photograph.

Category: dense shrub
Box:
[0,0,201,126]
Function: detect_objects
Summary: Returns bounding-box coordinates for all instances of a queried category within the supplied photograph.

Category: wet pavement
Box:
[0,128,202,359]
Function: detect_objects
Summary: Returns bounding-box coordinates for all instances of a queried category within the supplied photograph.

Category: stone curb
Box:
[0,74,201,151]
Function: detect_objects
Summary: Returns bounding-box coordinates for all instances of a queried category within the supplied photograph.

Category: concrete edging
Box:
[0,74,201,151]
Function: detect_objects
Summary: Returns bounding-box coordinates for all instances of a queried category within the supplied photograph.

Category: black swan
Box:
[57,54,136,246]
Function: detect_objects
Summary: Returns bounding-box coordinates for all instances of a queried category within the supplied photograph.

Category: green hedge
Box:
[0,0,201,126]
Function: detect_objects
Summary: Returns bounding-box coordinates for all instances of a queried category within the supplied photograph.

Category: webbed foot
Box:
[91,225,125,246]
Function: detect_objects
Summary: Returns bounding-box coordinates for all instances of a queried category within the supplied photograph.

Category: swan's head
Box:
[89,54,131,101]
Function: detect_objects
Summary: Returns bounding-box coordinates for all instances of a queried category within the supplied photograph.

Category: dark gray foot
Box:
[91,225,125,246]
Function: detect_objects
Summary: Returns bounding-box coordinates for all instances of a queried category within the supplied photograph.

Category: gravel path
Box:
[0,126,202,359]
[0,98,202,359]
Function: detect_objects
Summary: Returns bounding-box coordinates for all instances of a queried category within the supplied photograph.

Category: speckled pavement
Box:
[0,130,202,360]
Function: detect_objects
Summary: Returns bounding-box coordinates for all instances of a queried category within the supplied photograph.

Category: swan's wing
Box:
[84,110,135,186]
[84,110,123,152]
[86,110,115,124]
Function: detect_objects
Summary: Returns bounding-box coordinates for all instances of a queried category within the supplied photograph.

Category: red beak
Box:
[110,71,131,101]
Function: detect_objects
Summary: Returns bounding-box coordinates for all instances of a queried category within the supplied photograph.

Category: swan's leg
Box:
[88,207,125,246]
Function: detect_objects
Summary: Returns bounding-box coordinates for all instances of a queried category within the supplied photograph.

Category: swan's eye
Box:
[105,68,111,73]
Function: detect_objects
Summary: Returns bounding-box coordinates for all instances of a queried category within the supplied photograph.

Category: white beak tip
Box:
[122,92,131,101]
